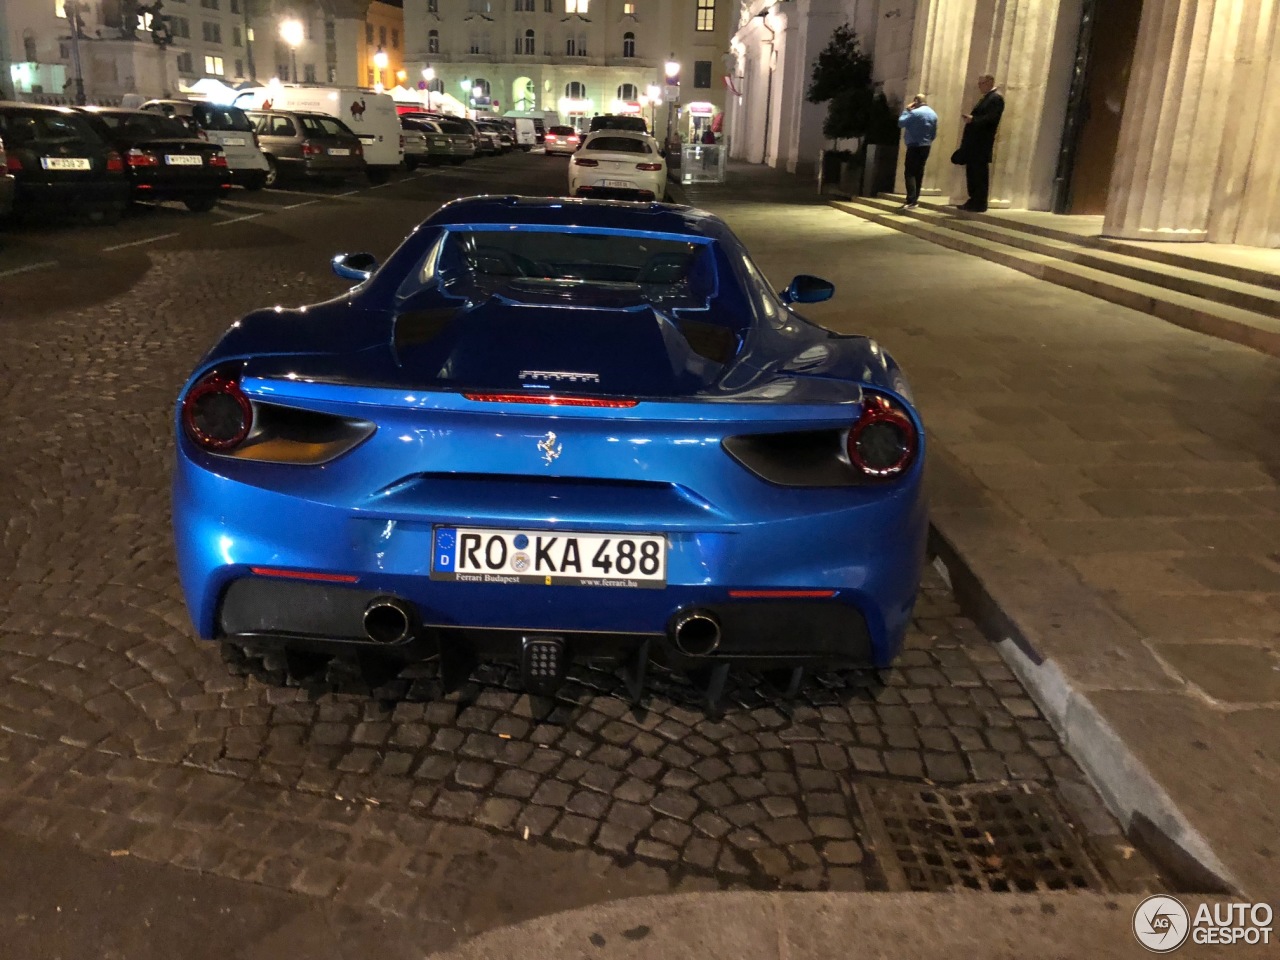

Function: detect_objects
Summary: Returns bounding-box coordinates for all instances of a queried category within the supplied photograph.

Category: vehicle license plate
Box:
[603,179,632,188]
[165,154,203,165]
[222,137,246,146]
[431,527,666,589]
[328,148,350,156]
[41,157,91,171]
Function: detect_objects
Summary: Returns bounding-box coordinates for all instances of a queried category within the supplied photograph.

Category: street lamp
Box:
[645,82,660,132]
[663,55,681,150]
[373,46,389,88]
[279,19,304,83]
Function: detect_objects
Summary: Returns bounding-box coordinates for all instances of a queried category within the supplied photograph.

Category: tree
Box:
[806,23,875,150]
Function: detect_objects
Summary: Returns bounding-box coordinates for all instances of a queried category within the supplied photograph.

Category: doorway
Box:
[1061,0,1145,214]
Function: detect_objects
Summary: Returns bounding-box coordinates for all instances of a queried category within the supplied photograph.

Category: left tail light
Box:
[105,150,124,173]
[847,392,918,478]
[4,150,19,174]
[210,152,228,167]
[182,369,253,452]
[636,162,662,171]
[127,147,159,167]
[574,157,598,166]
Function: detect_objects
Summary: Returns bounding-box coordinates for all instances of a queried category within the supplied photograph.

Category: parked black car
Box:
[75,107,230,212]
[0,102,128,223]
[0,134,15,218]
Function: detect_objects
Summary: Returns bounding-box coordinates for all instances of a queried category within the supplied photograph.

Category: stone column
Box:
[1208,0,1280,246]
[900,0,978,198]
[1102,0,1243,242]
[974,0,1072,209]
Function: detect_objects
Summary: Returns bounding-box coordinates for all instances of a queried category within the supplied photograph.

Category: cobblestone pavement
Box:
[0,159,1161,945]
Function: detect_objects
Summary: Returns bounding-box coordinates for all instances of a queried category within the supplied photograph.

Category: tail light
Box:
[636,162,662,171]
[4,151,19,174]
[568,135,579,142]
[847,392,917,478]
[210,153,228,167]
[546,134,557,142]
[105,150,124,173]
[573,157,598,166]
[182,369,253,452]
[463,392,637,408]
[302,141,323,157]
[127,147,159,167]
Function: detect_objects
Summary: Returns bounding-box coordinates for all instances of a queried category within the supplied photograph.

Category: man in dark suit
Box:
[956,74,1004,212]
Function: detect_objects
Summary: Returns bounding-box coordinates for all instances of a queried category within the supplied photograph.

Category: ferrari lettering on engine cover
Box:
[518,370,601,384]
[432,527,666,588]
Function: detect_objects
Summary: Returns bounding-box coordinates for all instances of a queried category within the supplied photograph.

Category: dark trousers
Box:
[965,161,990,210]
[903,145,930,204]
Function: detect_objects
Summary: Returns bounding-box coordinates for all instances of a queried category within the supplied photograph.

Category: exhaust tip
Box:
[363,597,416,644]
[673,611,721,657]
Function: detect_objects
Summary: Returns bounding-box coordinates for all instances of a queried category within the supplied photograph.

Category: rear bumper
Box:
[129,170,231,199]
[174,457,927,668]
[216,576,875,667]
[15,177,129,210]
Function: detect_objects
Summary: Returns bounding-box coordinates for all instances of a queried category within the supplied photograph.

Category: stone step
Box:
[873,194,1280,292]
[858,196,1280,316]
[831,199,1280,359]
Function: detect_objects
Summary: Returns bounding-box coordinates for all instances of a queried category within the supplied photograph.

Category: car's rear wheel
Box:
[184,195,218,213]
[264,156,280,188]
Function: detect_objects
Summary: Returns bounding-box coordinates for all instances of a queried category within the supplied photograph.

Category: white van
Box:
[504,111,555,150]
[235,86,403,183]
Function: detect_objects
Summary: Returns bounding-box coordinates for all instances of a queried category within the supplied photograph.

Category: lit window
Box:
[55,0,67,18]
[204,55,224,76]
[623,2,634,12]
[695,0,713,31]
[565,0,587,12]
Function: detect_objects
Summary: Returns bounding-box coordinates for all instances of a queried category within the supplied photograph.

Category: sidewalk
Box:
[680,162,1280,901]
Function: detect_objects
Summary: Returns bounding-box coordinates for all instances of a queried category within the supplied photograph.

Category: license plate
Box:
[41,157,90,171]
[328,148,350,156]
[222,137,246,146]
[165,154,203,165]
[432,527,666,589]
[603,179,632,188]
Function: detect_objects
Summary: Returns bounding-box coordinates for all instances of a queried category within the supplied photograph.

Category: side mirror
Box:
[332,252,378,282]
[781,274,835,305]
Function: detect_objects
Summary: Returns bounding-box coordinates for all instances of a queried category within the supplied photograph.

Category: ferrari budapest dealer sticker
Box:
[1132,895,1273,952]
[431,527,666,589]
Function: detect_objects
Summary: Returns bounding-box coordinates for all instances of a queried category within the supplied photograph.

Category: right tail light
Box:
[127,147,159,167]
[847,392,917,478]
[182,368,253,452]
[574,157,598,166]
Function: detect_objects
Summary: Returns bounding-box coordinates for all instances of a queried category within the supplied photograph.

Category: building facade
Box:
[1,0,405,104]
[401,0,734,139]
[729,0,1280,249]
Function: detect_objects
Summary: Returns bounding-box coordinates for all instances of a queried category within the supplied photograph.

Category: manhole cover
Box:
[855,781,1106,893]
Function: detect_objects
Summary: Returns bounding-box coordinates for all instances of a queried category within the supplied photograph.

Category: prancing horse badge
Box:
[537,431,562,465]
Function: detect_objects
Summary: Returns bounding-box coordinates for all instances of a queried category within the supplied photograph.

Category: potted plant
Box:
[807,23,874,197]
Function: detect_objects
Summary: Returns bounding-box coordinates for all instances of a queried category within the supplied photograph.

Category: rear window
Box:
[193,104,254,132]
[0,110,99,146]
[408,227,716,304]
[299,115,355,138]
[93,112,188,139]
[549,125,576,135]
[438,120,471,135]
[590,115,648,133]
[585,136,651,154]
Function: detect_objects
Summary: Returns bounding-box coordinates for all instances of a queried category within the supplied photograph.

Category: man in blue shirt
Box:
[897,94,938,210]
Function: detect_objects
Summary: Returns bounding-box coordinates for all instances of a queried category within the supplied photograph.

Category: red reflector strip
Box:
[462,392,639,408]
[250,567,360,583]
[728,589,837,599]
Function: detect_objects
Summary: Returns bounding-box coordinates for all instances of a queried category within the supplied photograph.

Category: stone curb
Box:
[829,199,1280,359]
[925,526,1241,896]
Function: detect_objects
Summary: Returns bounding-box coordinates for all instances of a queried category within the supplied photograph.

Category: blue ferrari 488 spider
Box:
[173,197,927,701]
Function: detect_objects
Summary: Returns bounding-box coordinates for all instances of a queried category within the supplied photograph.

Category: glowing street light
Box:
[664,57,680,80]
[663,56,681,146]
[373,46,389,86]
[279,19,303,82]
[422,66,435,82]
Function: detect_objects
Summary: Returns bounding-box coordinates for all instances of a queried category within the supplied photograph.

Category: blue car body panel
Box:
[173,198,927,670]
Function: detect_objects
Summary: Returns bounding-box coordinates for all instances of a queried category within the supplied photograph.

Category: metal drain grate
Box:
[855,781,1106,893]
